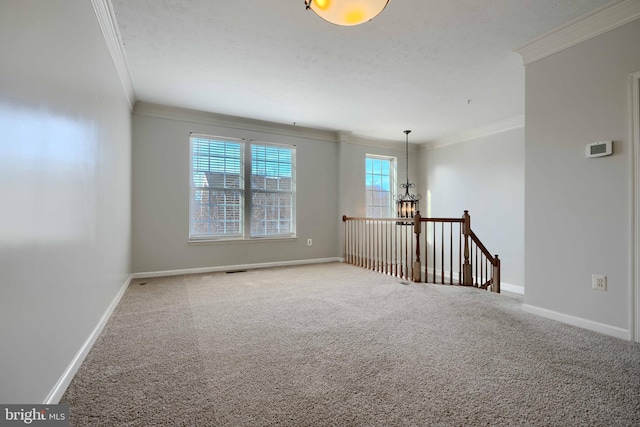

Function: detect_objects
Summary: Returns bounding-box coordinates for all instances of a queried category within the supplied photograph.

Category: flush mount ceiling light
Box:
[305,0,390,26]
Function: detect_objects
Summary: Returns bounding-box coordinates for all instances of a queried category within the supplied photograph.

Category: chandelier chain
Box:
[405,130,409,186]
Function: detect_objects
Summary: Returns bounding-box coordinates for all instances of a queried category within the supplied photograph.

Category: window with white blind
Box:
[189,134,296,240]
[190,136,244,239]
[366,155,395,218]
[251,144,296,237]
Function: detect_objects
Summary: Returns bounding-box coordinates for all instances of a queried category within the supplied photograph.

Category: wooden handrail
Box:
[343,215,415,222]
[343,215,463,223]
[420,218,465,223]
[469,230,495,263]
[342,210,501,293]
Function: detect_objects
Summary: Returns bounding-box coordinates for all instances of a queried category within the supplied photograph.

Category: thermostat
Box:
[586,141,612,158]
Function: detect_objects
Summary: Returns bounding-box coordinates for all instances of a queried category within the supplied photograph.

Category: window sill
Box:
[188,236,298,245]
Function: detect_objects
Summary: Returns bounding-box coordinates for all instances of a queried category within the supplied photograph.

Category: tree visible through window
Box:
[189,135,296,240]
[366,155,395,218]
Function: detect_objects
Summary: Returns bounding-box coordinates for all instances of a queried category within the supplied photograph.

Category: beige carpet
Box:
[62,263,640,426]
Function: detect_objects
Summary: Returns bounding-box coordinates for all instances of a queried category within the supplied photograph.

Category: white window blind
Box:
[190,136,244,239]
[251,143,296,237]
[189,135,296,240]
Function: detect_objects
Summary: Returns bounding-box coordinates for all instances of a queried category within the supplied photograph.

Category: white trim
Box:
[44,274,132,404]
[91,0,136,110]
[630,71,640,343]
[134,103,422,151]
[188,236,298,245]
[134,102,338,143]
[522,304,630,341]
[516,0,640,65]
[132,258,341,279]
[423,268,461,285]
[500,282,525,296]
[423,268,523,295]
[424,115,524,150]
[349,133,418,151]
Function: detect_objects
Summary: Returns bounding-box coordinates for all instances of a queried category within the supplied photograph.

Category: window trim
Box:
[249,140,297,239]
[188,134,297,243]
[365,154,396,218]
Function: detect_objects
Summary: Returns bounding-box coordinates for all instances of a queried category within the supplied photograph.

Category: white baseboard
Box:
[132,257,342,279]
[44,274,132,404]
[501,282,525,296]
[423,267,524,295]
[522,304,630,341]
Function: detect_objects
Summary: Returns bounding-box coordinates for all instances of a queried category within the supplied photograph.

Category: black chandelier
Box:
[396,130,421,220]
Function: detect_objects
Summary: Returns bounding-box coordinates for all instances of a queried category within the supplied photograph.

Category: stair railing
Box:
[342,215,416,280]
[342,210,501,292]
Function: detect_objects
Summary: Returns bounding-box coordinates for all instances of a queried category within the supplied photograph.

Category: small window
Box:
[366,155,395,218]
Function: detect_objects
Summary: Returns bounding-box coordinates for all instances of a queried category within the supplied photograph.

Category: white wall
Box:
[131,103,340,273]
[0,0,132,403]
[420,127,525,289]
[524,19,640,336]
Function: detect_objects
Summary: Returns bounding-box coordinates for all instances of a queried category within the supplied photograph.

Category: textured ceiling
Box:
[111,0,612,143]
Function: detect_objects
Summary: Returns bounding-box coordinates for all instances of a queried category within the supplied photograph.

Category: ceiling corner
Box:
[515,0,640,65]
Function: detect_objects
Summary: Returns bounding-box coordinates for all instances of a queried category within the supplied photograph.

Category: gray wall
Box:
[131,105,340,273]
[420,128,525,289]
[338,134,420,219]
[131,108,418,274]
[0,0,132,403]
[337,134,420,265]
[525,19,640,333]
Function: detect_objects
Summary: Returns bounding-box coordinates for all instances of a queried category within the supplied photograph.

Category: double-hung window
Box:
[190,136,244,239]
[189,134,296,240]
[365,155,395,218]
[251,144,296,237]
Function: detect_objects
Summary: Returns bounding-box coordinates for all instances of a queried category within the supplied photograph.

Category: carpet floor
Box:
[62,262,640,426]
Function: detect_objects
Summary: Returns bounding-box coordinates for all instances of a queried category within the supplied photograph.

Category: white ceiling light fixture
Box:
[304,0,390,26]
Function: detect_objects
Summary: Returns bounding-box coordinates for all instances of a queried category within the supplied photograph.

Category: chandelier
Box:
[304,0,390,26]
[396,130,421,220]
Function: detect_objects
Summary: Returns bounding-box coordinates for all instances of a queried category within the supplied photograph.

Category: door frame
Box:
[630,71,640,343]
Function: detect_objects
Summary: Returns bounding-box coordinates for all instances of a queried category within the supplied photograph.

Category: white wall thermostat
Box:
[586,141,612,158]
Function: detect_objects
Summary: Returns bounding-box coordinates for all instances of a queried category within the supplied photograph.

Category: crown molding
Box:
[346,133,417,152]
[516,0,640,66]
[91,0,136,110]
[134,102,420,149]
[423,115,524,150]
[134,102,339,143]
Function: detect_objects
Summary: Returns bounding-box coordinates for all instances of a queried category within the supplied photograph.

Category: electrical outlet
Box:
[307,239,312,246]
[592,274,607,291]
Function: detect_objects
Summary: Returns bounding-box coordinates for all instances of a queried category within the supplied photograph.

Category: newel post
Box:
[492,255,501,293]
[413,211,422,282]
[462,210,472,286]
[342,215,348,264]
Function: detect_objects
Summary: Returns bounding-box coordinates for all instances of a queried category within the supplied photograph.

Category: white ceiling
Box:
[111,0,612,144]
